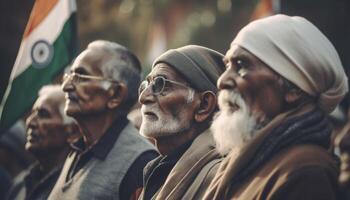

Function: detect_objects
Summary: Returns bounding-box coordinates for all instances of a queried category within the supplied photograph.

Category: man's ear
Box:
[194,91,217,123]
[285,88,303,104]
[107,83,128,109]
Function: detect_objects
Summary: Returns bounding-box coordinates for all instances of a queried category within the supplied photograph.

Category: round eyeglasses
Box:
[138,76,191,96]
[63,72,119,85]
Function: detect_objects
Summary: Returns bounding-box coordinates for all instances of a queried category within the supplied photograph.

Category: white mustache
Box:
[141,105,160,115]
[218,90,247,113]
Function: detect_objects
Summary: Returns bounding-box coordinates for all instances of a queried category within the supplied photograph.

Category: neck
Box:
[34,146,70,174]
[155,127,199,155]
[76,111,122,147]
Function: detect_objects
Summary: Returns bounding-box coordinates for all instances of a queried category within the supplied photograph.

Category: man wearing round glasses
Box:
[48,40,157,200]
[138,45,225,200]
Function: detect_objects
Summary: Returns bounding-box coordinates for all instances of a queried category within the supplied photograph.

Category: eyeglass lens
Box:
[152,77,165,94]
[63,73,85,84]
[139,76,166,95]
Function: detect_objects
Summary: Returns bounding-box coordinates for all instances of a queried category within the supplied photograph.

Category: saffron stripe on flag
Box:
[24,0,60,38]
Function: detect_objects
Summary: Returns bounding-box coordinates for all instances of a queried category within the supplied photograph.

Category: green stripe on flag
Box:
[0,14,77,132]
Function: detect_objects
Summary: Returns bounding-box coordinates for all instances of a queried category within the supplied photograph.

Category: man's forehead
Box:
[224,45,243,58]
[148,63,179,79]
[34,94,62,109]
[71,48,112,71]
[224,45,264,64]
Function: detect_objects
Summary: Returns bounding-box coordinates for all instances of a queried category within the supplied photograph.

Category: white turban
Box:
[232,14,348,113]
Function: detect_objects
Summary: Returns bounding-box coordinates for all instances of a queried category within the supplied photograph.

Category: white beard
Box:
[211,90,258,156]
[140,89,195,139]
[140,105,191,139]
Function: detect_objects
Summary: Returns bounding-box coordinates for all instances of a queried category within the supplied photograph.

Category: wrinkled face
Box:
[62,49,112,118]
[218,45,285,124]
[138,63,197,139]
[25,95,68,154]
[335,124,350,188]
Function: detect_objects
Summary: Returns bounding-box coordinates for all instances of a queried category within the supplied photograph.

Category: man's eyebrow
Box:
[145,75,152,82]
[146,73,167,81]
[74,66,89,75]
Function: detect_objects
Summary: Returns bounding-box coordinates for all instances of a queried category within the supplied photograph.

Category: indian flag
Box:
[0,0,77,131]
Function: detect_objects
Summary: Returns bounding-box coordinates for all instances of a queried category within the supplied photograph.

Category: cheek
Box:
[253,85,284,118]
[160,92,194,118]
[76,84,106,102]
[40,122,65,137]
[238,75,284,116]
[257,89,282,110]
[235,79,253,105]
[339,131,350,151]
[46,129,67,146]
[76,87,109,110]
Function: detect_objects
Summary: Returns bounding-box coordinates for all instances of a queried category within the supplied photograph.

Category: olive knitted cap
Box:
[152,45,225,93]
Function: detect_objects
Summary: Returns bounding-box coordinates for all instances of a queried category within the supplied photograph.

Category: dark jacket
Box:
[7,162,62,200]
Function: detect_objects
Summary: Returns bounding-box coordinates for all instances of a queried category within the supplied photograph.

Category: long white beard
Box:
[211,90,257,156]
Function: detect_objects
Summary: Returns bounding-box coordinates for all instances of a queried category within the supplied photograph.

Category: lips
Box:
[26,129,40,143]
[145,111,157,117]
[220,99,240,113]
[340,153,350,172]
[141,107,158,120]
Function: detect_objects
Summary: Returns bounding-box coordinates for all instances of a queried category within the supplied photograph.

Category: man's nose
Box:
[26,113,38,129]
[62,76,74,92]
[217,68,237,90]
[139,84,155,105]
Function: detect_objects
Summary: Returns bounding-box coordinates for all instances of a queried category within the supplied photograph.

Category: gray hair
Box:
[38,85,75,125]
[87,40,142,111]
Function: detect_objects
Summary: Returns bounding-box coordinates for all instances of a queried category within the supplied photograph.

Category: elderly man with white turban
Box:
[203,14,348,200]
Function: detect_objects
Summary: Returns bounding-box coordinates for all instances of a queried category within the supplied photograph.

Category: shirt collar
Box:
[160,139,194,165]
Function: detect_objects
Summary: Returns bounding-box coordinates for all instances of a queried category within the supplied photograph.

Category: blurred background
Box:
[1,0,349,99]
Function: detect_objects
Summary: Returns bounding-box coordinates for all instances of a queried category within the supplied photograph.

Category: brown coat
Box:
[229,144,339,200]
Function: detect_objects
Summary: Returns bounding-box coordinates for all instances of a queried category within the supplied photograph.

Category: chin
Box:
[339,171,350,189]
[65,106,81,118]
[139,122,178,139]
[25,144,40,154]
[139,124,160,138]
[24,143,31,151]
[65,101,81,116]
